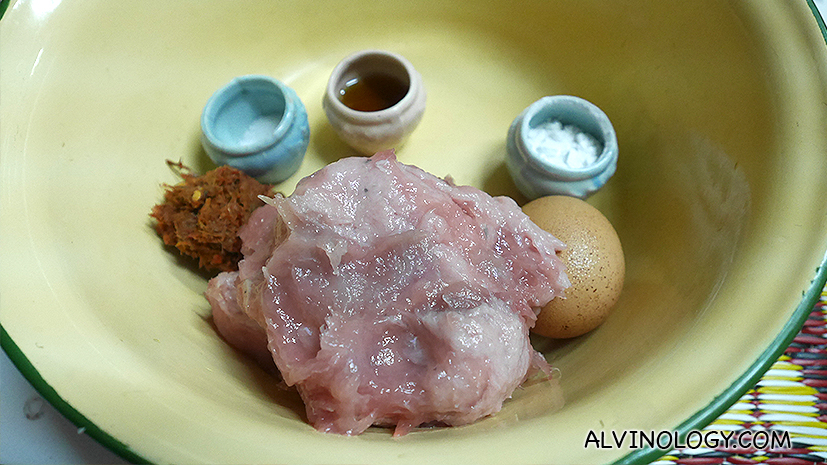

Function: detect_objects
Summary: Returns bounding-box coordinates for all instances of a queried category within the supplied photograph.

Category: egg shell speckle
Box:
[523,195,625,338]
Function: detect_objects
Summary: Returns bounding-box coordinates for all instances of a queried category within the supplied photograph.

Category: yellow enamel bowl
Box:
[2,1,827,463]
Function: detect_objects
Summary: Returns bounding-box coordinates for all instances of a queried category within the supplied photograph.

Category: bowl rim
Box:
[3,263,825,465]
[0,1,825,464]
[616,261,827,464]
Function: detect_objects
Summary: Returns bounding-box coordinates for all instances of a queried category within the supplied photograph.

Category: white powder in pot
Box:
[525,120,603,169]
[239,115,281,146]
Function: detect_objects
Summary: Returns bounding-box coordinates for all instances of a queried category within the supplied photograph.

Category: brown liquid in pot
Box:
[339,73,409,112]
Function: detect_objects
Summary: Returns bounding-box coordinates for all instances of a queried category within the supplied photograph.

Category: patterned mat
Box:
[657,286,827,464]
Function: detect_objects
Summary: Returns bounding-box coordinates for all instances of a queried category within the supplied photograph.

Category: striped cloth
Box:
[657,287,827,464]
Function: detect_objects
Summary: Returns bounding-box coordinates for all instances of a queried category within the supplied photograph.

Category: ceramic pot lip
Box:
[324,49,422,124]
[514,95,618,182]
[201,74,296,157]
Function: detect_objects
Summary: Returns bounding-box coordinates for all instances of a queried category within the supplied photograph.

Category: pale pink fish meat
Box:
[205,150,569,436]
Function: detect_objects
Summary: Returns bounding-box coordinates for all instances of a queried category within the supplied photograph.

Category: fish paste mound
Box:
[205,150,569,436]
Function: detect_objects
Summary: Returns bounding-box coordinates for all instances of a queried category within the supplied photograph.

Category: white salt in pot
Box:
[201,75,310,184]
[506,95,618,199]
[323,50,426,155]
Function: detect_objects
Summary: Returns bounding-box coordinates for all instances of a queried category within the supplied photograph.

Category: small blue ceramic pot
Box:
[506,95,618,200]
[201,75,309,184]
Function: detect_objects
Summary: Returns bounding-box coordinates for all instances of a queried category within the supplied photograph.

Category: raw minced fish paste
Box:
[205,150,569,436]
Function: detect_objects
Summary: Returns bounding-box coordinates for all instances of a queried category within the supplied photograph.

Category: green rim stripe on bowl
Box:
[0,325,152,465]
[614,2,827,462]
[614,256,827,464]
[0,1,169,461]
[809,0,827,46]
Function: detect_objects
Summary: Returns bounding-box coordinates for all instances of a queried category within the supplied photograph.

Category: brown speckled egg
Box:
[523,195,625,338]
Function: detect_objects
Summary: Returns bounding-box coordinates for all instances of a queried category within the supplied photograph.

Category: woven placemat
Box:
[656,286,827,464]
